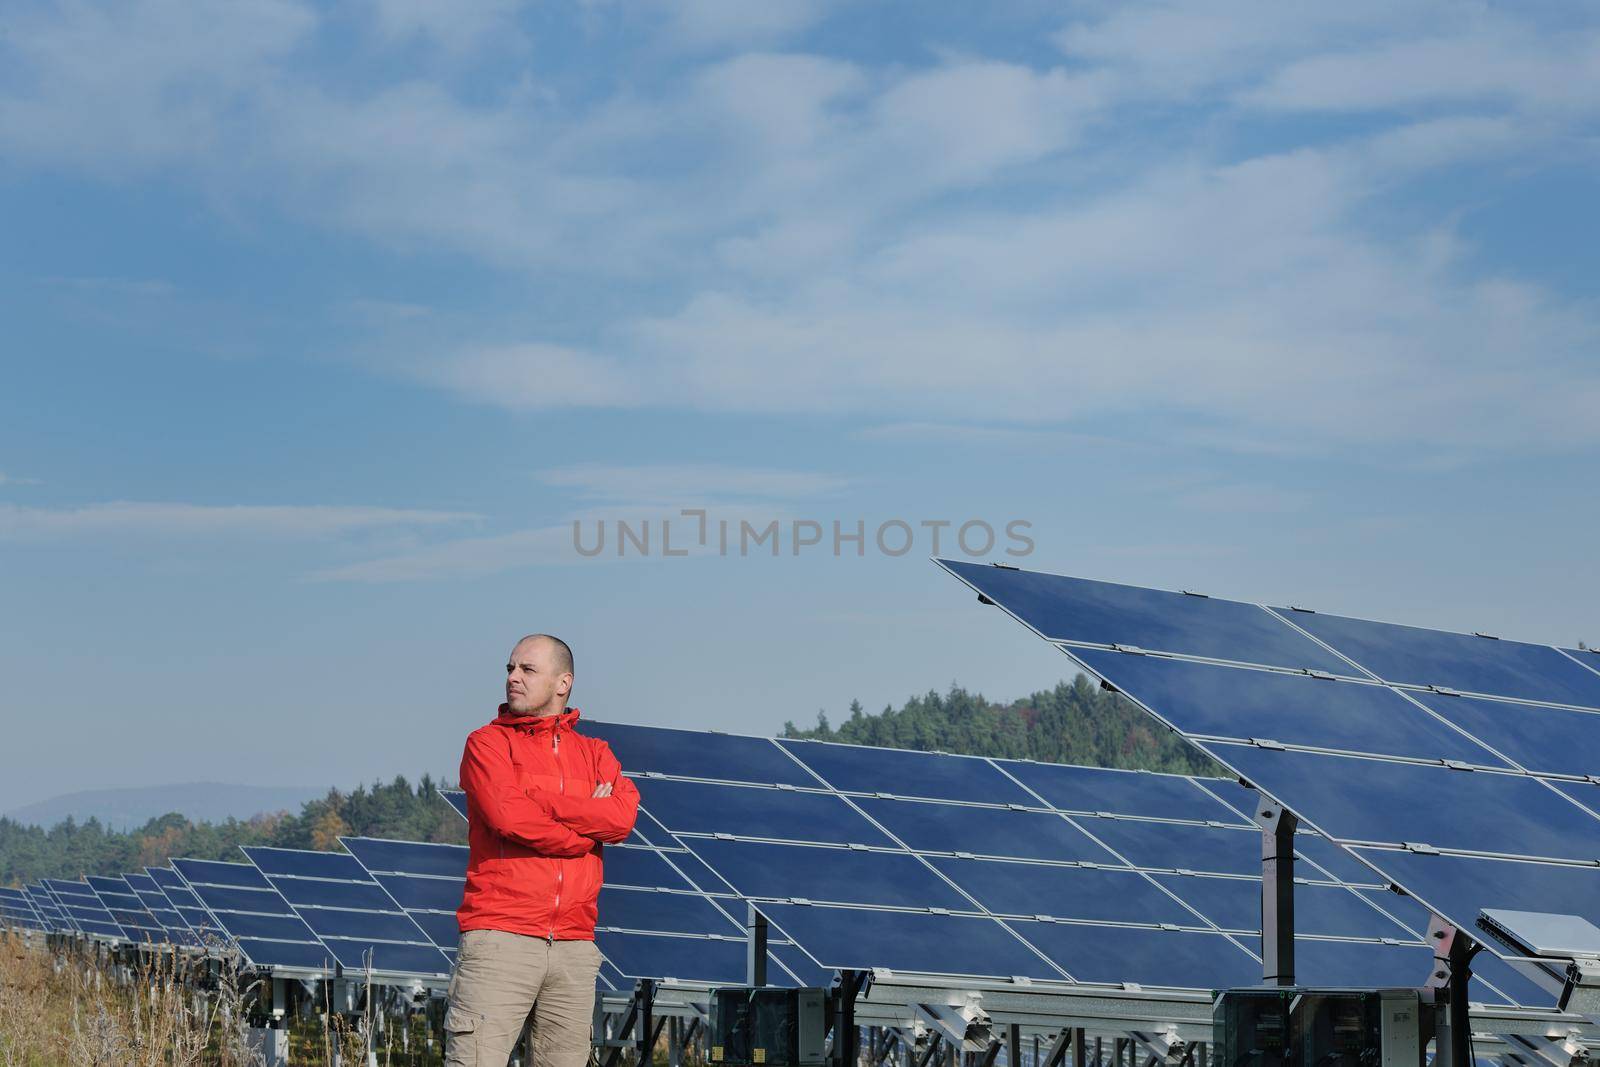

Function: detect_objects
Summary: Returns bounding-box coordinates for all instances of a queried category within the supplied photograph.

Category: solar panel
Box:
[937,558,1350,672]
[44,878,127,940]
[85,875,168,944]
[240,847,451,979]
[338,832,779,984]
[339,836,468,960]
[0,887,44,931]
[443,789,468,819]
[587,718,1557,1003]
[1275,607,1600,709]
[124,871,201,947]
[24,885,70,933]
[171,858,334,973]
[934,556,1600,997]
[776,738,1034,804]
[148,866,229,947]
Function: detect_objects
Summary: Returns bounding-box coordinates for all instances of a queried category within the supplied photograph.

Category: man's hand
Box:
[592,781,613,798]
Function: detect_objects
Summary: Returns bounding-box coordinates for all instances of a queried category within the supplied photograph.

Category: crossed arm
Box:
[459,733,640,855]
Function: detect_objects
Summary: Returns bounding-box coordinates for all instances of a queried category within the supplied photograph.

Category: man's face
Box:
[505,638,570,716]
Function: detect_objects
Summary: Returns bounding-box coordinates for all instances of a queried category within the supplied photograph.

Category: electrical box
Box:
[1214,987,1432,1067]
[709,987,829,1067]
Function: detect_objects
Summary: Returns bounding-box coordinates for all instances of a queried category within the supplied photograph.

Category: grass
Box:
[0,931,448,1066]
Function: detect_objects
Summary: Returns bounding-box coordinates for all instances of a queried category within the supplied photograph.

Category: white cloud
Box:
[0,473,44,487]
[537,464,852,503]
[5,2,1600,454]
[432,343,645,409]
[652,0,834,51]
[310,502,803,582]
[0,502,480,539]
[309,523,574,582]
[360,0,522,54]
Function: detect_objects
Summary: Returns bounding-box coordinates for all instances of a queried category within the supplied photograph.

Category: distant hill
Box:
[5,782,326,832]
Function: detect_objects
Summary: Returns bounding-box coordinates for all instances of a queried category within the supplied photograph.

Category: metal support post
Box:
[832,970,868,1067]
[637,979,657,1065]
[1425,915,1479,1067]
[1255,796,1298,985]
[748,903,769,986]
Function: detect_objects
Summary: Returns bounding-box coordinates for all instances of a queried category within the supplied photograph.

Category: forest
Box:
[2,674,1221,885]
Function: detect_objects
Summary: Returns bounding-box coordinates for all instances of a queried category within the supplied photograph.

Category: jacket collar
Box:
[492,706,581,734]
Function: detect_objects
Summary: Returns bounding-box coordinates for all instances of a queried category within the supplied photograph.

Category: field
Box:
[0,932,444,1066]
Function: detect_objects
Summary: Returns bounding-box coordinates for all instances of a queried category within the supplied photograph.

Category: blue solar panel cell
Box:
[655,848,738,894]
[1410,691,1600,778]
[377,873,462,912]
[269,878,396,912]
[1470,951,1560,1008]
[997,760,1250,824]
[926,857,1194,925]
[1291,834,1385,886]
[596,888,742,935]
[1352,888,1432,937]
[246,847,369,880]
[1155,875,1414,940]
[341,838,467,880]
[205,911,317,942]
[234,940,335,972]
[319,939,449,976]
[939,559,1349,673]
[1018,921,1260,989]
[1213,745,1600,860]
[412,911,460,949]
[183,883,289,914]
[585,721,817,787]
[682,839,972,911]
[601,846,700,890]
[444,791,469,819]
[634,778,894,846]
[1292,938,1435,988]
[761,903,1056,979]
[1275,607,1600,710]
[1071,649,1507,766]
[1352,849,1600,948]
[1076,818,1259,876]
[296,908,432,946]
[779,741,1036,805]
[596,932,750,983]
[854,797,1116,863]
[174,859,267,890]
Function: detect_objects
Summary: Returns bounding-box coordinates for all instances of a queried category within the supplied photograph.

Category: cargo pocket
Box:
[445,1004,483,1066]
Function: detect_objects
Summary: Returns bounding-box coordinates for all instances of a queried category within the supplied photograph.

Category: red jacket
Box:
[456,707,640,940]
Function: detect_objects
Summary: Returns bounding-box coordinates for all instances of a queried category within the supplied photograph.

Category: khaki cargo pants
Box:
[445,930,603,1067]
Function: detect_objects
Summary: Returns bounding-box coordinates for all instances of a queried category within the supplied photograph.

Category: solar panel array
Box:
[241,846,452,979]
[564,721,1547,1004]
[171,858,337,974]
[937,557,1600,997]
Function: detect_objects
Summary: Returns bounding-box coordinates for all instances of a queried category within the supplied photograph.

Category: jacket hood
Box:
[490,706,581,733]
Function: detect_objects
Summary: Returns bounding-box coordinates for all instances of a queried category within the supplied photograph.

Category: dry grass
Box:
[0,931,449,1066]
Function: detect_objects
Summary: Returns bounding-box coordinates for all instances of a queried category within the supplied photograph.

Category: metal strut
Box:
[1254,796,1298,986]
[1426,916,1479,1067]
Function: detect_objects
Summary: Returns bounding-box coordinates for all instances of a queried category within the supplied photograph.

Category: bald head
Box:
[504,634,575,716]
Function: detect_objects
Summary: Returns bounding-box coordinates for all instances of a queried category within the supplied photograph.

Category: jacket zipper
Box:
[550,727,563,943]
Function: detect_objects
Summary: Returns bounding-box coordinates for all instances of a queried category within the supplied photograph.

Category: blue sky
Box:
[3,1,1599,814]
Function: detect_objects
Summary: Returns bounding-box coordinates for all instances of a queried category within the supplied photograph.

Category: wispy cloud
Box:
[537,463,852,503]
[309,501,801,582]
[0,473,44,487]
[0,502,480,539]
[5,2,1600,454]
[308,523,574,582]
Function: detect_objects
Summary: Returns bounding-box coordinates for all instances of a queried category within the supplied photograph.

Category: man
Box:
[446,634,640,1067]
